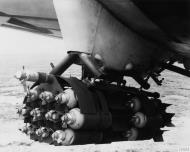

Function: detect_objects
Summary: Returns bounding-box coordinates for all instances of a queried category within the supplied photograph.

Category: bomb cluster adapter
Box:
[15,53,174,145]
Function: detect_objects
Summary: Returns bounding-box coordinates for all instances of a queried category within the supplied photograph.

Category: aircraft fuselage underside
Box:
[15,0,190,146]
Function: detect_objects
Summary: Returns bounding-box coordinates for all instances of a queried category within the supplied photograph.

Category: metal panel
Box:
[98,0,169,44]
[0,0,62,37]
[54,0,171,74]
[53,0,102,53]
[0,0,57,19]
[92,7,167,72]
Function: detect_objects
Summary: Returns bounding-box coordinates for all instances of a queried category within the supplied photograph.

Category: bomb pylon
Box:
[15,68,174,145]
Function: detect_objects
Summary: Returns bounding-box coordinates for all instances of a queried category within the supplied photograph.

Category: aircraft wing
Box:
[0,0,62,38]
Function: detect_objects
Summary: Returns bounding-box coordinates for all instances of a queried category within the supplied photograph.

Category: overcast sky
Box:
[0,27,66,56]
[0,26,69,76]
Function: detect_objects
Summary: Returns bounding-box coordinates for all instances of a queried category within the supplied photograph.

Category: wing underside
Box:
[0,0,62,38]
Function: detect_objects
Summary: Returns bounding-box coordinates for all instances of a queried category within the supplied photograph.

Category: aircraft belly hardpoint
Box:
[1,0,190,145]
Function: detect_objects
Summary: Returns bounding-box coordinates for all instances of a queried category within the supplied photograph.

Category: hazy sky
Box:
[0,27,66,56]
[0,26,68,75]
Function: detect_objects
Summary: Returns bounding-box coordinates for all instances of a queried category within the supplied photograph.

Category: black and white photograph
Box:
[0,0,190,151]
